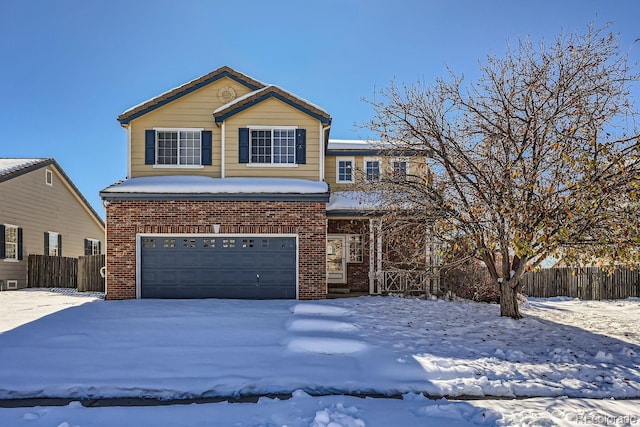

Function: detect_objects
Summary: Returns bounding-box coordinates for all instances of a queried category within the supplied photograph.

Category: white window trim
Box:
[245,163,299,168]
[3,224,19,261]
[336,157,355,184]
[364,157,381,182]
[153,127,204,167]
[45,169,53,186]
[87,238,101,255]
[153,165,204,169]
[247,125,299,166]
[6,280,18,289]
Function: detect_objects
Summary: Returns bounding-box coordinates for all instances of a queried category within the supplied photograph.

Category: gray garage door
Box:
[140,236,297,299]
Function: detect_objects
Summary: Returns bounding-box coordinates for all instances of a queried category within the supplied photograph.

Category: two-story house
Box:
[101,66,428,300]
[1,158,105,289]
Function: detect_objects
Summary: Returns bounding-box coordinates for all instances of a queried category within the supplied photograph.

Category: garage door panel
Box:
[140,236,297,299]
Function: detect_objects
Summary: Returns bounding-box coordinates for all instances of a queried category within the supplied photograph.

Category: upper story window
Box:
[238,127,306,166]
[336,157,354,183]
[392,160,408,180]
[364,158,381,182]
[251,128,295,164]
[45,169,53,186]
[145,129,212,167]
[157,130,201,165]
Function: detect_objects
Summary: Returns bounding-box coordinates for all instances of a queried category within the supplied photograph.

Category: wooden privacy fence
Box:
[28,254,105,292]
[78,254,105,292]
[521,267,640,300]
[28,254,77,288]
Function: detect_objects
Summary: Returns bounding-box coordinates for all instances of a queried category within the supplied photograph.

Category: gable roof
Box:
[213,85,331,125]
[0,158,105,228]
[117,66,267,125]
[0,158,45,178]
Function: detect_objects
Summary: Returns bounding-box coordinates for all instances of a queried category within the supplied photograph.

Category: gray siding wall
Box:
[0,165,104,288]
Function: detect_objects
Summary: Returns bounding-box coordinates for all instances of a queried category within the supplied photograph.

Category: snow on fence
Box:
[521,266,640,300]
[27,254,105,292]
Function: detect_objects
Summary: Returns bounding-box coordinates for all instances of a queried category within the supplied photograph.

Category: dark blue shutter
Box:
[145,130,156,165]
[239,128,250,163]
[17,228,23,260]
[44,232,49,255]
[201,130,212,166]
[98,241,102,255]
[84,238,91,256]
[0,225,5,259]
[295,129,306,164]
[58,234,63,257]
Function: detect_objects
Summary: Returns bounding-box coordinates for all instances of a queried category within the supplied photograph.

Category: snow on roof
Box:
[213,85,330,118]
[0,158,46,176]
[101,176,329,194]
[327,191,385,211]
[327,139,387,151]
[212,86,269,114]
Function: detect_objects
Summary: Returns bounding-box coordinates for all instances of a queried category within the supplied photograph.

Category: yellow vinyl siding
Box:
[0,166,105,288]
[224,98,321,180]
[128,78,254,178]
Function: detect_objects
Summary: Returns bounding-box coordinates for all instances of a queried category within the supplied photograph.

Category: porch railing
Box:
[372,269,441,296]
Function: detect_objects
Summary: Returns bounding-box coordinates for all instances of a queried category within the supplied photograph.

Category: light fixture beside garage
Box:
[213,224,221,234]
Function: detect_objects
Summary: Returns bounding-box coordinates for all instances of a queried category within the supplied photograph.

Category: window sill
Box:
[336,180,355,184]
[245,164,299,168]
[152,165,205,169]
[2,259,19,263]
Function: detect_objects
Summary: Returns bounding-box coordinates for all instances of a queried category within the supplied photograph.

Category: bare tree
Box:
[364,23,640,318]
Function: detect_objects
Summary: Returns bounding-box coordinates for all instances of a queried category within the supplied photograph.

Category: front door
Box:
[327,235,346,283]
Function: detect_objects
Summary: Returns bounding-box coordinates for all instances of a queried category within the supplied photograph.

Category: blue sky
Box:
[1,0,639,217]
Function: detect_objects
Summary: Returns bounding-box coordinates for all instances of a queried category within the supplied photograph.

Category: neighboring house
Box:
[100,66,427,300]
[0,158,105,290]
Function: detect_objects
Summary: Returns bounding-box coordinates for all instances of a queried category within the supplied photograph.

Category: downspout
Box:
[221,122,226,178]
[126,124,132,178]
[320,124,330,181]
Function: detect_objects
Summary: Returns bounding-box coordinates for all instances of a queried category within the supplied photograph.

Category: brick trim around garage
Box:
[105,200,327,300]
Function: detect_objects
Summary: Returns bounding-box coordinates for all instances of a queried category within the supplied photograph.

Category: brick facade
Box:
[105,200,327,300]
[328,219,371,293]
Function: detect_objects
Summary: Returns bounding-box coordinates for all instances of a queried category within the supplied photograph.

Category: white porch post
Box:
[376,219,382,283]
[369,218,375,294]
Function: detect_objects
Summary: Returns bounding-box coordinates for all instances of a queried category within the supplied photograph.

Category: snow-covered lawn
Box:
[0,289,638,426]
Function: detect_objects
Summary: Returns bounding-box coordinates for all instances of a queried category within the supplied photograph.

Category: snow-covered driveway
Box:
[1,290,639,426]
[0,290,639,401]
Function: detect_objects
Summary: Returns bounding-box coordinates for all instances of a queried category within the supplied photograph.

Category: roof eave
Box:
[100,192,330,203]
[213,90,331,125]
[117,67,266,125]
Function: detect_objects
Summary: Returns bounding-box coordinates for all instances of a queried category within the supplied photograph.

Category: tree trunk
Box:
[500,279,522,319]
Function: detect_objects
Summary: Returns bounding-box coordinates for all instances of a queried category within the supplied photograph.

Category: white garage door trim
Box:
[135,233,299,299]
